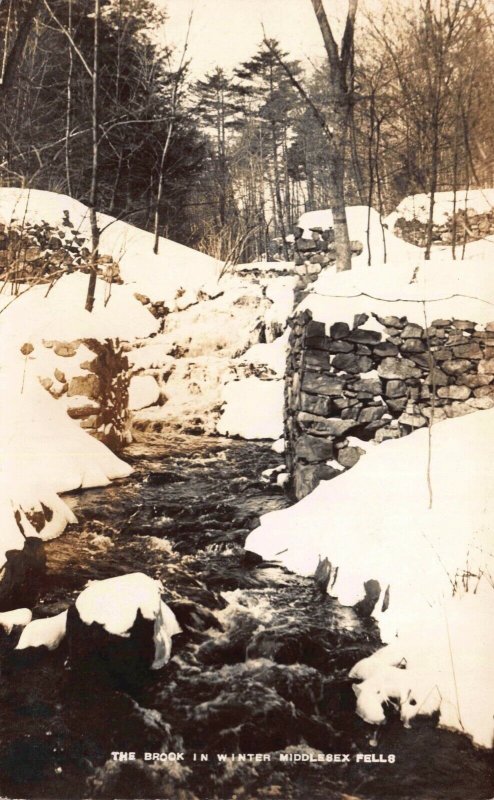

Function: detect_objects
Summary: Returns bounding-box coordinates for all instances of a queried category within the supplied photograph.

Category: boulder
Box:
[377,357,422,380]
[0,538,46,612]
[66,573,181,684]
[16,611,67,651]
[295,434,334,463]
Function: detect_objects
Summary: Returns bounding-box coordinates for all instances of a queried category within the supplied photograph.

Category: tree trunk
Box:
[85,0,100,313]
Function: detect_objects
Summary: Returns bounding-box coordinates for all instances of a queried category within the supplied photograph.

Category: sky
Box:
[153,0,349,77]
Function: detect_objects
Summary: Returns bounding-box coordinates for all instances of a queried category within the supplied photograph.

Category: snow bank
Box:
[0,272,159,347]
[303,253,494,330]
[217,376,284,440]
[245,409,494,744]
[391,189,494,225]
[0,188,222,309]
[0,362,132,566]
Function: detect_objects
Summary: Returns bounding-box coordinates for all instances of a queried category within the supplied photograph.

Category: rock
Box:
[67,402,100,419]
[295,434,334,462]
[347,329,382,345]
[350,239,364,255]
[353,313,369,328]
[300,393,333,416]
[373,342,399,357]
[437,385,471,400]
[294,463,342,499]
[352,376,382,396]
[442,359,473,376]
[424,367,448,386]
[374,427,402,444]
[452,319,476,332]
[422,407,447,423]
[332,353,373,373]
[337,446,364,468]
[67,373,100,399]
[387,397,407,414]
[468,396,494,410]
[66,573,181,683]
[329,322,350,339]
[302,371,344,396]
[16,611,67,651]
[304,350,330,370]
[401,323,423,339]
[53,341,78,357]
[20,342,34,356]
[385,379,407,398]
[39,376,53,391]
[453,342,482,359]
[0,538,46,612]
[358,406,385,424]
[54,368,66,383]
[478,358,494,375]
[306,320,326,338]
[474,385,494,398]
[401,338,426,353]
[305,335,332,351]
[460,373,491,388]
[327,340,354,353]
[375,315,406,328]
[0,608,32,634]
[377,357,422,380]
[398,408,427,428]
[485,322,494,332]
[297,412,356,437]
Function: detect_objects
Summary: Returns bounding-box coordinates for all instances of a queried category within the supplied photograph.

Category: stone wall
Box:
[394,209,494,247]
[285,309,494,499]
[39,338,131,451]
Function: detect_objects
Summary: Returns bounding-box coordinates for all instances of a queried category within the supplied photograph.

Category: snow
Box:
[238,332,288,378]
[129,375,161,410]
[349,583,494,748]
[0,188,222,310]
[16,610,68,651]
[75,573,181,669]
[217,376,284,440]
[0,608,32,634]
[0,273,159,347]
[390,189,494,225]
[245,409,494,746]
[0,361,132,566]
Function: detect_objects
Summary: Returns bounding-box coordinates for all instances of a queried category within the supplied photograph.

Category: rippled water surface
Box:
[0,431,492,799]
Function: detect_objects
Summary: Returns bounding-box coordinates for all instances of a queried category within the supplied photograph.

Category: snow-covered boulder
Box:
[128,375,161,410]
[16,610,68,651]
[0,608,32,634]
[66,573,181,681]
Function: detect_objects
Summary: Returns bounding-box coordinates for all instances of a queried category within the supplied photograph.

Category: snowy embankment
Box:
[246,196,494,748]
[0,187,223,565]
[246,409,494,747]
[0,188,222,310]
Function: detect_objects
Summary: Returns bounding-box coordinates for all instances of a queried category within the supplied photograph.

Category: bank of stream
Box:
[0,431,491,800]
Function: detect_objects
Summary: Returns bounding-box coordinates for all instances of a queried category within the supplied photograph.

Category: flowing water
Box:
[0,431,491,800]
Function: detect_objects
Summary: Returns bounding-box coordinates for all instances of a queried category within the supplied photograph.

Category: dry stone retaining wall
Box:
[39,338,131,451]
[285,309,494,499]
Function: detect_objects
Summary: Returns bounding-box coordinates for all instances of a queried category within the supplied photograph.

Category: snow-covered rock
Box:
[0,608,32,634]
[129,375,161,410]
[71,573,181,672]
[16,610,68,651]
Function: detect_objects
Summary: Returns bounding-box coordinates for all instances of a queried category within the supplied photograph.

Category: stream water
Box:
[0,431,492,800]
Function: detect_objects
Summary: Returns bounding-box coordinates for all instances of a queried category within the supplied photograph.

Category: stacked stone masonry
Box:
[285,310,494,500]
[40,338,131,451]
